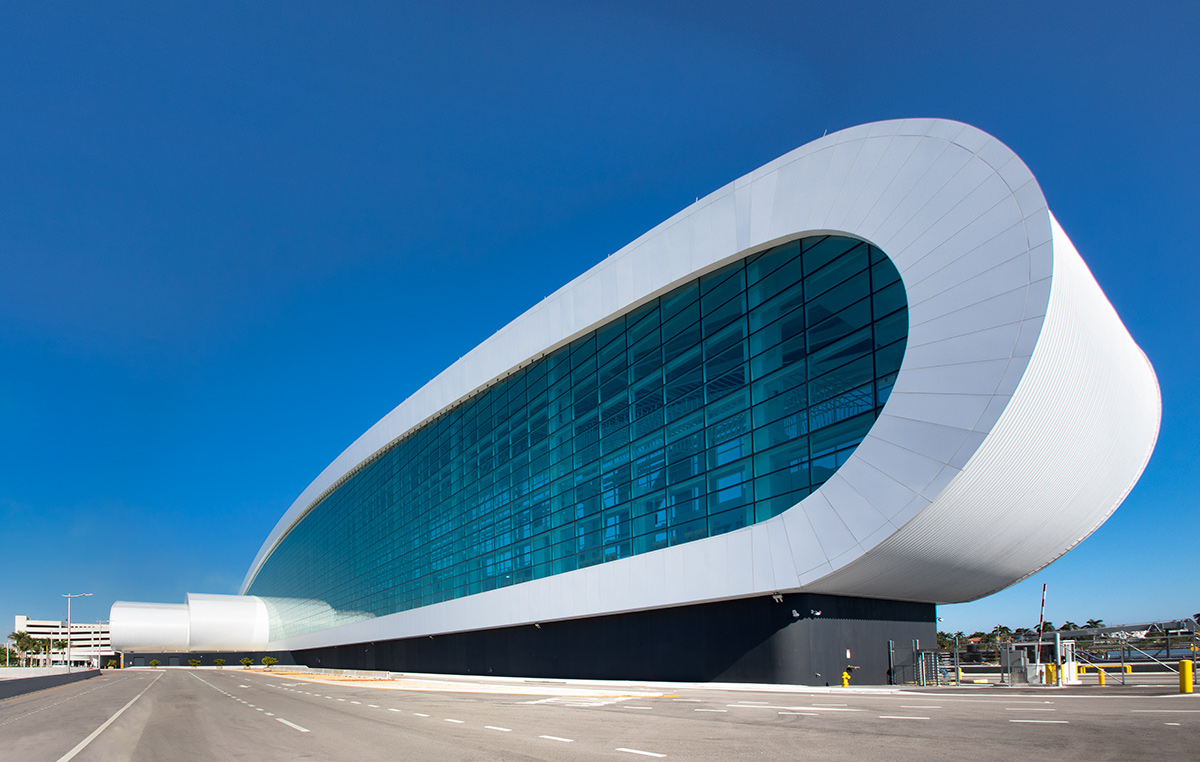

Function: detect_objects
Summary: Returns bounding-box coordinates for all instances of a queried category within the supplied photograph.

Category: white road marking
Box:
[779,711,818,716]
[1009,719,1069,724]
[1005,707,1055,711]
[616,748,665,758]
[239,685,249,688]
[388,708,401,712]
[879,715,929,720]
[255,708,263,712]
[337,698,345,702]
[1131,710,1200,713]
[624,705,653,710]
[445,719,464,723]
[276,718,310,732]
[54,673,162,762]
[540,735,574,742]
[726,704,859,712]
[812,703,846,706]
[901,705,941,709]
[350,701,361,705]
[265,713,274,716]
[1165,722,1181,726]
[368,704,379,708]
[414,713,430,717]
[486,726,512,732]
[695,709,726,713]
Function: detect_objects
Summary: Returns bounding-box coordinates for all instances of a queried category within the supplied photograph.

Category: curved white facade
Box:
[114,119,1159,655]
[111,594,269,652]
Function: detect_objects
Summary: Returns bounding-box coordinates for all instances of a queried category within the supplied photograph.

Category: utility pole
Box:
[62,593,92,673]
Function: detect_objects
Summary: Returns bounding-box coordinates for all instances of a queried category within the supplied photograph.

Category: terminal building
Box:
[111,119,1160,684]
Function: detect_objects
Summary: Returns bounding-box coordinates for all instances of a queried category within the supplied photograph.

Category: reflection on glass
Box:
[249,236,908,639]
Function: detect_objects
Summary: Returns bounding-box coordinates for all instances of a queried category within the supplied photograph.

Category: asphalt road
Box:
[1,669,1196,761]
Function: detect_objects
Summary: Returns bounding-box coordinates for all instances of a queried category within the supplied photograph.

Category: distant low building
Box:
[14,615,114,668]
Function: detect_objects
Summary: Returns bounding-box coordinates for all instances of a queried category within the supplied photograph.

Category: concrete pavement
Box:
[0,668,1196,760]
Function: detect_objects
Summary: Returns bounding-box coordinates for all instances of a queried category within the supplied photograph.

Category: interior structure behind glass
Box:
[248,236,908,638]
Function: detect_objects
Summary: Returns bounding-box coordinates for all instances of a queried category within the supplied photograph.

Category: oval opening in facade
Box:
[248,235,907,639]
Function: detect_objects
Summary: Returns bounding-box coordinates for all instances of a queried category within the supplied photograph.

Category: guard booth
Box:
[1011,639,1080,685]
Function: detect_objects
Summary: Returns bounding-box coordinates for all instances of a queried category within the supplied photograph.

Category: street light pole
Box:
[62,593,92,673]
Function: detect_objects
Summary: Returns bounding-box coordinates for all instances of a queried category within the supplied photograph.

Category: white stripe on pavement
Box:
[276,718,311,732]
[55,673,162,762]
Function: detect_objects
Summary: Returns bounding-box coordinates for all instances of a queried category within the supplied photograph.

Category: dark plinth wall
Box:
[123,650,297,668]
[292,593,935,685]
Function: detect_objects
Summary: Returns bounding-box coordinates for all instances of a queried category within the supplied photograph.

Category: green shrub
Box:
[214,658,225,668]
[239,657,253,668]
[187,659,201,668]
[149,659,161,668]
[261,656,278,670]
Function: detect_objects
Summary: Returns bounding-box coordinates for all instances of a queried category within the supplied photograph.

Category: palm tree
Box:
[7,632,36,667]
[992,624,1013,641]
[1085,619,1104,629]
[1059,621,1079,632]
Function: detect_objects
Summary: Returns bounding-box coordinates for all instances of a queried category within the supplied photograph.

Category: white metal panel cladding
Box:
[242,119,1158,652]
[110,595,270,652]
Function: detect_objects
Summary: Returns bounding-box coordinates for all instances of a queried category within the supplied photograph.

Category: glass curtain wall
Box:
[249,235,908,638]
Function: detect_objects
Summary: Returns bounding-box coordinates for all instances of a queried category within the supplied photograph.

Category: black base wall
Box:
[293,593,935,685]
[0,669,100,700]
[122,650,297,668]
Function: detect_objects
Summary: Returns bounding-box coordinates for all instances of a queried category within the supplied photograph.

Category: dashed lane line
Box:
[779,712,818,716]
[414,712,430,717]
[540,735,574,742]
[445,719,465,724]
[276,718,310,733]
[486,726,512,732]
[1005,707,1055,711]
[879,715,929,720]
[1009,719,1069,724]
[726,704,860,712]
[616,748,666,758]
[0,676,139,728]
[695,709,726,713]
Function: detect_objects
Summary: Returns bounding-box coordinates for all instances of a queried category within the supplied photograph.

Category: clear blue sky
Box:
[2,2,1196,636]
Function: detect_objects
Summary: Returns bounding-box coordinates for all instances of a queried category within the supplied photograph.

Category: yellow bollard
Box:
[1098,668,1106,686]
[1046,663,1056,685]
[841,671,850,687]
[1180,660,1193,694]
[1125,664,1132,674]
